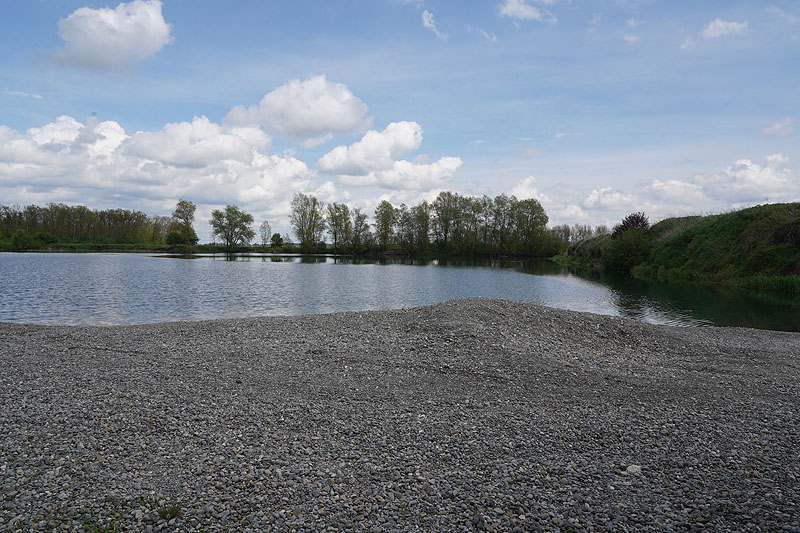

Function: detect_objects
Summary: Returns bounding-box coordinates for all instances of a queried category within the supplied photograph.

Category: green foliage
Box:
[612,211,649,237]
[641,203,800,281]
[157,503,180,520]
[374,200,397,251]
[1,203,173,246]
[12,229,34,251]
[270,232,284,247]
[564,203,800,292]
[172,199,198,247]
[290,193,326,252]
[165,232,184,246]
[602,229,651,274]
[209,205,256,251]
[326,202,352,253]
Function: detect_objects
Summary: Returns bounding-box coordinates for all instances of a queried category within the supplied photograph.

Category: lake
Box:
[1,252,799,331]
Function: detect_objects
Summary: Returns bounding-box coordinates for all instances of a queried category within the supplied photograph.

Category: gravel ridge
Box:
[1,297,798,532]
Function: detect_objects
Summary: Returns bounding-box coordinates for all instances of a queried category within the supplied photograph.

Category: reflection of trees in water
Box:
[574,270,800,330]
[172,253,800,331]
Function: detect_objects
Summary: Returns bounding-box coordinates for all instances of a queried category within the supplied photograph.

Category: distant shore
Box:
[1,299,798,531]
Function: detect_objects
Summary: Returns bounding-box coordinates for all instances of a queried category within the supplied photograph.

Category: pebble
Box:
[0,298,798,531]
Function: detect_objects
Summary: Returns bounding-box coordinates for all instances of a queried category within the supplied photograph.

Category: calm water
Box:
[1,252,799,331]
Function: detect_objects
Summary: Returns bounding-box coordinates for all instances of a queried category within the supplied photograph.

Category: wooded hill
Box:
[559,203,800,292]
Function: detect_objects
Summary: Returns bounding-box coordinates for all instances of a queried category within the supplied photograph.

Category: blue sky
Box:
[1,0,798,240]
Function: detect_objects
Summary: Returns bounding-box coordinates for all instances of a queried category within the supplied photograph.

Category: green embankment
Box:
[557,203,800,292]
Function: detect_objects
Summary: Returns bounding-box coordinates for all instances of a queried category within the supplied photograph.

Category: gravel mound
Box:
[1,298,798,532]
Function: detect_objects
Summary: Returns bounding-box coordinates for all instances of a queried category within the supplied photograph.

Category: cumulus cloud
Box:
[762,117,796,136]
[582,187,635,210]
[224,75,371,147]
[318,121,423,176]
[123,116,271,168]
[691,155,797,204]
[635,155,798,218]
[701,19,748,38]
[49,0,173,71]
[318,121,461,190]
[510,176,552,204]
[499,0,543,21]
[422,10,447,41]
[0,114,315,238]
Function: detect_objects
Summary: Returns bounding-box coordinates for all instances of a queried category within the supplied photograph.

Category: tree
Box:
[433,191,459,251]
[351,208,371,254]
[209,205,255,250]
[259,220,272,247]
[374,200,397,251]
[326,202,352,254]
[270,233,284,247]
[172,199,197,246]
[290,193,325,252]
[613,212,649,238]
[511,197,548,255]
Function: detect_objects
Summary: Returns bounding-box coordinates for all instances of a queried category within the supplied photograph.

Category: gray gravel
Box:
[1,297,798,532]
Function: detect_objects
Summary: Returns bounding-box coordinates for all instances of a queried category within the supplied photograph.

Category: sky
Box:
[1,0,798,241]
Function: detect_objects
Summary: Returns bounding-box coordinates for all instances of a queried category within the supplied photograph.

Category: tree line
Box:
[290,191,566,257]
[2,192,610,258]
[0,200,200,251]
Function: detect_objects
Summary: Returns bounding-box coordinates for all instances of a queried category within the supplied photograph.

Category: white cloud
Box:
[469,139,486,145]
[701,19,748,39]
[123,116,271,168]
[2,89,43,100]
[767,5,800,24]
[224,75,372,147]
[510,176,552,204]
[341,157,461,190]
[582,187,635,210]
[623,33,641,44]
[691,155,797,204]
[499,0,543,21]
[318,121,423,176]
[466,25,497,42]
[680,37,695,50]
[762,117,796,136]
[636,155,798,217]
[519,148,541,157]
[641,179,707,207]
[49,0,172,71]
[554,132,567,138]
[318,121,461,190]
[0,114,315,239]
[422,10,447,41]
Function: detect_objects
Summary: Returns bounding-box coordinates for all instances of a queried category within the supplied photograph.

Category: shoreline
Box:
[1,298,798,531]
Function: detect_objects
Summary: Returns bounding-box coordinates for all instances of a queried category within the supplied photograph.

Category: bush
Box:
[166,232,183,246]
[612,212,650,238]
[602,229,651,274]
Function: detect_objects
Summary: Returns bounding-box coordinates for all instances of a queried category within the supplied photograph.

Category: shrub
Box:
[602,229,651,274]
[612,212,650,238]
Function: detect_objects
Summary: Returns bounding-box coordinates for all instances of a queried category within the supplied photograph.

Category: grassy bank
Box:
[556,203,800,292]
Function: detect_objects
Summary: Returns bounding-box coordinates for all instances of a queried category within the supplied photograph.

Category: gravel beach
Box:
[1,298,798,532]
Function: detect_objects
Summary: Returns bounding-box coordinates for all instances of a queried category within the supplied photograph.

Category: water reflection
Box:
[1,252,799,330]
